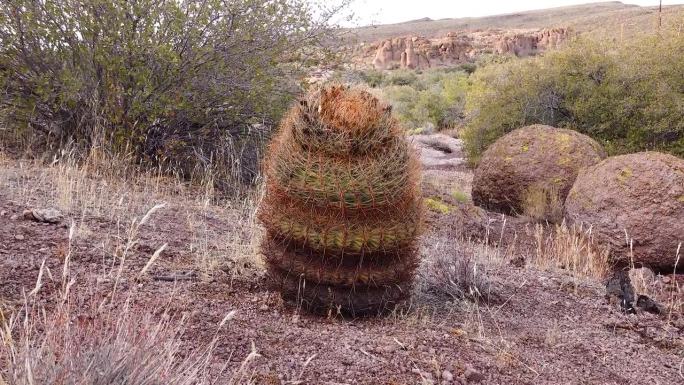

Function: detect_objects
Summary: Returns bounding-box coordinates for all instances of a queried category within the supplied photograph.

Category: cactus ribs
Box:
[258,85,423,316]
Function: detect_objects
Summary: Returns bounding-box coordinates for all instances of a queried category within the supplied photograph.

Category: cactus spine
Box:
[258,85,423,316]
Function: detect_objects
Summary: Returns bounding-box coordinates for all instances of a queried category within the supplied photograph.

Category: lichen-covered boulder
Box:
[472,125,606,219]
[565,152,684,272]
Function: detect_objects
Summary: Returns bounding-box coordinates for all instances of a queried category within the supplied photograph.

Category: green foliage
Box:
[361,70,385,87]
[377,69,469,131]
[425,197,451,214]
[451,190,469,204]
[385,70,418,86]
[464,33,684,164]
[458,63,478,75]
[0,0,343,191]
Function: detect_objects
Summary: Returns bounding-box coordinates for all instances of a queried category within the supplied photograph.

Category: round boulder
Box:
[472,125,606,218]
[565,152,684,272]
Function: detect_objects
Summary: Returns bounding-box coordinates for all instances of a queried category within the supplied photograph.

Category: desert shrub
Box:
[473,53,515,68]
[0,288,251,385]
[458,63,478,74]
[353,68,469,132]
[464,32,684,164]
[439,72,469,127]
[382,85,419,126]
[451,189,469,204]
[412,87,450,128]
[418,240,492,302]
[0,0,345,193]
[379,69,469,131]
[385,70,418,86]
[360,69,385,87]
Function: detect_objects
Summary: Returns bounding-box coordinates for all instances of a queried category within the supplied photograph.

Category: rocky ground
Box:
[1,137,683,384]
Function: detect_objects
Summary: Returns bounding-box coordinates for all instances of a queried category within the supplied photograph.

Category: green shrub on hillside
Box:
[0,0,343,192]
[463,33,684,164]
[379,69,469,131]
[361,70,385,87]
[386,70,419,86]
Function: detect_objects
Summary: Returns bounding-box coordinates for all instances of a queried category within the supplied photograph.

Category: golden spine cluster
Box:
[258,85,423,316]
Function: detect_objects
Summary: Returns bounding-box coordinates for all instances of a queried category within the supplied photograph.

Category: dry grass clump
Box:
[522,184,563,223]
[0,140,255,222]
[1,148,183,220]
[1,147,262,280]
[0,218,257,385]
[417,237,495,303]
[629,267,659,299]
[0,293,262,385]
[2,300,206,385]
[451,189,469,204]
[532,222,610,279]
[419,249,491,302]
[186,195,263,281]
[629,246,684,320]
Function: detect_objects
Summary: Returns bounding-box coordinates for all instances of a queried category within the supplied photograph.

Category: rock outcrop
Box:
[366,28,570,70]
[372,33,473,70]
[494,28,570,56]
[538,28,570,50]
[565,152,684,272]
[410,134,465,170]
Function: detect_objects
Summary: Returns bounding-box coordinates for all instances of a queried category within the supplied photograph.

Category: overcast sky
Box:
[346,1,682,26]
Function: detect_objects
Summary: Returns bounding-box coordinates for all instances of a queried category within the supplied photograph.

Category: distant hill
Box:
[350,1,684,43]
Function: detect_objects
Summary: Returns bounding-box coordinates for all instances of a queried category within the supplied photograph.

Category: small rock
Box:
[509,256,526,268]
[605,270,636,314]
[10,214,18,220]
[23,208,63,224]
[421,122,436,134]
[15,234,24,241]
[259,304,269,311]
[630,267,655,286]
[0,210,6,217]
[411,368,433,383]
[442,370,454,382]
[377,339,399,354]
[636,294,663,315]
[464,365,484,383]
[672,319,684,330]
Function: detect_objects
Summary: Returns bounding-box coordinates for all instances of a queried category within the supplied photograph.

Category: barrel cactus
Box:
[258,84,423,316]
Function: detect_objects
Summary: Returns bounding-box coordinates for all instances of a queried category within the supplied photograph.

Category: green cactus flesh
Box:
[258,85,423,316]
